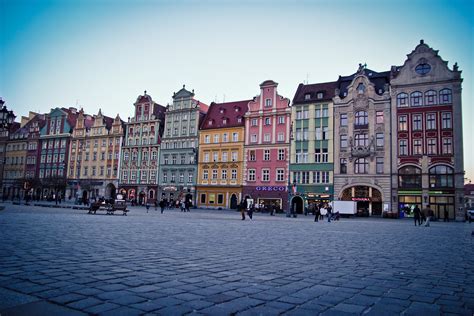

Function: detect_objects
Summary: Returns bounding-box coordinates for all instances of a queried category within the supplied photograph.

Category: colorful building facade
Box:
[38,107,78,200]
[333,65,392,216]
[119,92,165,204]
[158,86,208,205]
[390,40,464,220]
[196,100,249,209]
[3,123,28,200]
[243,80,291,211]
[290,81,337,213]
[67,109,124,202]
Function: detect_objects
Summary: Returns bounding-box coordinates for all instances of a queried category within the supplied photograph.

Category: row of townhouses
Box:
[0,41,465,220]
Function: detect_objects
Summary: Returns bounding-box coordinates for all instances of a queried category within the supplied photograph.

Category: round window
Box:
[415,63,431,75]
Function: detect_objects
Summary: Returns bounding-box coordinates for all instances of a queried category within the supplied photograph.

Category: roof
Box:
[193,99,209,114]
[260,80,278,87]
[292,81,338,104]
[200,100,250,130]
[336,68,390,98]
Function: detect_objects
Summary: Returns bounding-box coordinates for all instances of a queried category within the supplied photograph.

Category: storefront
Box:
[340,185,384,216]
[196,186,241,209]
[242,185,287,212]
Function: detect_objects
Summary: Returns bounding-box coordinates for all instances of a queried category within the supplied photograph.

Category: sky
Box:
[1,0,473,177]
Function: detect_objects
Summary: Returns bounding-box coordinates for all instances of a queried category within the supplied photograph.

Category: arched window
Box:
[397,93,408,107]
[439,89,452,104]
[354,158,368,174]
[398,166,422,188]
[424,90,437,105]
[355,111,368,126]
[429,165,454,188]
[357,83,365,94]
[410,91,423,106]
[149,190,155,199]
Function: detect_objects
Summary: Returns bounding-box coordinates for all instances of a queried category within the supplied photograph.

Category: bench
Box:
[88,200,129,216]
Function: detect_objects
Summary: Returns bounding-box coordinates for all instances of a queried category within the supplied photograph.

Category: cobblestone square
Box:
[0,204,473,315]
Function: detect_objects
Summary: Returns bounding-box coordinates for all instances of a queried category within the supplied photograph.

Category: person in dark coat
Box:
[413,205,421,226]
[159,199,165,214]
[239,199,247,220]
[248,203,254,220]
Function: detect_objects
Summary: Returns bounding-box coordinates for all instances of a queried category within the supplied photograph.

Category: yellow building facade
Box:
[196,100,249,209]
[67,109,124,201]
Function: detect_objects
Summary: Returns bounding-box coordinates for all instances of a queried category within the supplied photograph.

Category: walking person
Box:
[326,204,332,222]
[413,205,422,226]
[248,203,254,220]
[443,208,449,222]
[239,198,247,220]
[423,204,433,227]
[185,200,191,212]
[159,199,165,214]
[270,203,276,216]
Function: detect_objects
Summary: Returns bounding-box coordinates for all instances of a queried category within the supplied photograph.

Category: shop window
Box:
[200,194,206,204]
[398,166,422,188]
[217,194,224,204]
[429,165,454,188]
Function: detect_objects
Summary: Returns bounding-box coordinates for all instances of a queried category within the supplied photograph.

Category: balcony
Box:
[354,123,369,130]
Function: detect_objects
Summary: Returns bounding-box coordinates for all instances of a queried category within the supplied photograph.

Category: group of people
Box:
[150,198,192,213]
[412,204,435,226]
[238,199,278,220]
[308,202,339,222]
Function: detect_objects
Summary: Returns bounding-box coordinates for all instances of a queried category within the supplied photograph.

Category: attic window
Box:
[220,108,225,114]
[317,92,323,99]
[357,83,365,94]
[208,120,213,126]
[223,119,227,125]
[304,94,311,100]
[237,117,242,123]
[415,63,431,75]
[235,107,240,112]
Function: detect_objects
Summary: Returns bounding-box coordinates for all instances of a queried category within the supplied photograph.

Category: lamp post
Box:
[287,122,294,217]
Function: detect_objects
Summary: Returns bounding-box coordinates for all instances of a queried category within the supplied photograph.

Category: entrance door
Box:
[230,194,238,209]
[436,204,454,221]
[292,196,304,214]
[139,192,146,205]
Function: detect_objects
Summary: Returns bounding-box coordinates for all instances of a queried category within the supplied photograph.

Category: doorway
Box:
[291,196,304,214]
[230,194,238,209]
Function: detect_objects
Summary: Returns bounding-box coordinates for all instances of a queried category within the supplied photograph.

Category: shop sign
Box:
[352,197,371,201]
[256,186,287,192]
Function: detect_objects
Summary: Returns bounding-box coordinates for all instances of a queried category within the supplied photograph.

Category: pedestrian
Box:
[413,204,422,226]
[248,203,254,220]
[185,200,191,212]
[270,203,276,216]
[326,204,332,222]
[239,198,247,220]
[159,199,165,213]
[146,202,150,213]
[423,204,433,227]
[154,200,158,211]
[443,208,449,222]
[313,203,320,222]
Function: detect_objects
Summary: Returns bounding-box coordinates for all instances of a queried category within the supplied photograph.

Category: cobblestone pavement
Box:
[0,203,473,316]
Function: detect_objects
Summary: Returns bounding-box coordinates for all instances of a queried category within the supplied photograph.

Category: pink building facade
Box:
[243,80,291,211]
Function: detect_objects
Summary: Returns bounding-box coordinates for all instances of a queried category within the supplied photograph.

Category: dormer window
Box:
[304,94,311,100]
[220,108,225,114]
[208,120,213,126]
[237,117,242,123]
[222,119,227,125]
[357,83,365,94]
[317,92,323,99]
[235,107,240,112]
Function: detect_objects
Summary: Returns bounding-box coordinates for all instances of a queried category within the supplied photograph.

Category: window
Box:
[278,116,285,124]
[141,170,147,181]
[429,165,454,188]
[214,134,219,143]
[151,151,157,160]
[410,91,423,106]
[264,134,270,142]
[204,153,209,163]
[203,170,208,180]
[321,148,328,162]
[264,117,271,125]
[413,139,422,155]
[296,128,302,141]
[213,152,218,162]
[317,92,323,99]
[303,128,308,140]
[276,169,284,181]
[181,154,186,164]
[340,158,347,174]
[209,194,215,204]
[278,149,285,161]
[265,99,272,107]
[376,157,384,174]
[162,172,168,183]
[397,93,408,107]
[262,169,270,182]
[376,133,384,147]
[204,135,210,143]
[188,173,193,183]
[357,83,366,94]
[315,148,321,163]
[415,62,431,75]
[322,108,328,117]
[231,152,238,162]
[315,128,321,140]
[442,138,452,154]
[302,150,308,163]
[295,150,301,163]
[83,166,88,176]
[412,114,422,131]
[223,133,228,142]
[427,138,437,155]
[442,112,452,129]
[296,111,302,119]
[340,135,348,148]
[398,115,408,131]
[172,155,177,164]
[263,150,270,161]
[425,90,437,105]
[232,133,238,142]
[355,133,368,146]
[321,172,329,183]
[212,169,218,179]
[249,150,256,161]
[355,111,368,126]
[221,169,227,180]
[355,158,368,174]
[301,171,309,184]
[277,132,284,142]
[399,140,408,156]
[322,127,328,140]
[251,118,258,126]
[217,194,224,204]
[426,113,436,130]
[248,169,256,181]
[340,113,348,126]
[398,166,422,188]
[315,109,321,118]
[439,89,452,104]
[231,169,237,179]
[304,93,311,100]
[222,152,228,162]
[303,108,309,119]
